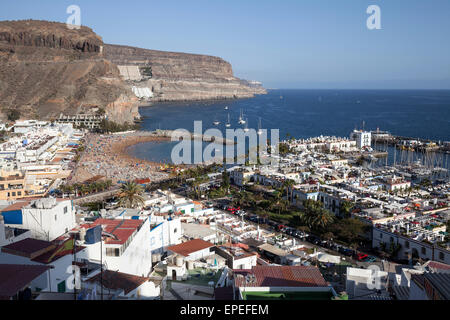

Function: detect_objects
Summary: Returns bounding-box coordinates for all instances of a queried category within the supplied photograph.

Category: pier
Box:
[127,129,236,145]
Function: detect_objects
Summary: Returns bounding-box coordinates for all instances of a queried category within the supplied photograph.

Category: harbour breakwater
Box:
[126,129,236,145]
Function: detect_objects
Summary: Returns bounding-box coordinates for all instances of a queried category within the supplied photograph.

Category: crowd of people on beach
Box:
[72,133,170,183]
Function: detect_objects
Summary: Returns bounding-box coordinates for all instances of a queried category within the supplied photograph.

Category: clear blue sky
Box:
[1,0,450,89]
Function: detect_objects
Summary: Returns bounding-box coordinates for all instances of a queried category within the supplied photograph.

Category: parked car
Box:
[339,247,354,256]
[363,256,377,263]
[357,253,369,261]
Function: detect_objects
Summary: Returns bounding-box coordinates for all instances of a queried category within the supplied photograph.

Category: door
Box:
[57,280,66,293]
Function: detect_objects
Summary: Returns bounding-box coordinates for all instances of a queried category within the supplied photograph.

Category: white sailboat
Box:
[225,113,231,128]
[224,106,229,110]
[213,114,220,126]
[257,117,263,135]
[243,118,249,132]
[238,109,246,124]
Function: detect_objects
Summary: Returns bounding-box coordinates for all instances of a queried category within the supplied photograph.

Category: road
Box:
[206,198,383,269]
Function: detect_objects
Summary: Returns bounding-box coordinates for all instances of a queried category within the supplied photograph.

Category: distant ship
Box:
[224,106,229,110]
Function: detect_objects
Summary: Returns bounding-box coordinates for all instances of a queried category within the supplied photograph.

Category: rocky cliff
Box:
[103,44,266,101]
[0,20,265,123]
[0,20,138,123]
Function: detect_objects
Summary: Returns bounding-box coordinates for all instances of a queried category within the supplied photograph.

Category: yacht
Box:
[213,115,220,126]
[224,106,229,110]
[243,118,249,132]
[257,117,263,135]
[238,109,246,124]
[225,113,231,128]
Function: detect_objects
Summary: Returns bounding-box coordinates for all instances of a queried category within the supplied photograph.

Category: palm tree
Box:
[283,179,295,203]
[300,199,334,230]
[118,182,145,209]
[339,200,354,219]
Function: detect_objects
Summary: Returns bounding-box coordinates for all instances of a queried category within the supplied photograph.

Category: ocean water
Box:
[128,89,450,165]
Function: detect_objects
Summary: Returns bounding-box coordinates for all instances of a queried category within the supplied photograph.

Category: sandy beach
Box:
[70,133,172,184]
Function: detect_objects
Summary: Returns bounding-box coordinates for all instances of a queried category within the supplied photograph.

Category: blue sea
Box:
[128,89,450,166]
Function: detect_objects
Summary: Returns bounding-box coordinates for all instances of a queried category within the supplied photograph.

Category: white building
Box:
[372,226,450,265]
[0,237,87,293]
[351,130,372,149]
[84,270,160,300]
[2,198,76,241]
[149,216,182,257]
[0,215,31,247]
[76,217,153,277]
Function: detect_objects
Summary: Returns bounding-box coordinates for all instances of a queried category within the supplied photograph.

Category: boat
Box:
[243,118,249,132]
[225,113,231,128]
[257,117,263,135]
[224,106,229,110]
[213,114,220,126]
[238,109,246,124]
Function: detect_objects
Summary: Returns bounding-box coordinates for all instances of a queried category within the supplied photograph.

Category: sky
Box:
[1,0,450,89]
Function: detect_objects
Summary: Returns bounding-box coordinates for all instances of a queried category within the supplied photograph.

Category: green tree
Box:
[339,200,354,218]
[118,182,145,208]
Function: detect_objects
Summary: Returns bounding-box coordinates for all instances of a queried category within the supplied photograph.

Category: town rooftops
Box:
[1,238,55,259]
[258,243,289,257]
[1,237,85,264]
[424,261,450,272]
[80,218,144,245]
[423,273,450,300]
[234,266,328,288]
[86,270,149,295]
[167,239,214,257]
[0,264,51,300]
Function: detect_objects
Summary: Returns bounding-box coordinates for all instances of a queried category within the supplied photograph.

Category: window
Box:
[421,247,426,255]
[64,206,68,214]
[439,252,444,261]
[106,248,120,257]
[18,191,22,196]
[174,228,178,234]
[405,241,410,249]
[380,233,383,239]
[55,215,57,221]
[12,192,16,197]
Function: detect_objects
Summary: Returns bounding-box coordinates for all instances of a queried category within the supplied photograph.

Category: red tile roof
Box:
[426,261,450,271]
[0,264,51,299]
[32,245,85,264]
[167,239,214,257]
[86,270,149,295]
[234,266,328,288]
[81,219,144,245]
[1,238,85,264]
[1,238,55,259]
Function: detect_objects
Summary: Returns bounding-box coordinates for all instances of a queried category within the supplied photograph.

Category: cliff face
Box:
[0,20,139,123]
[103,44,266,102]
[0,20,265,123]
